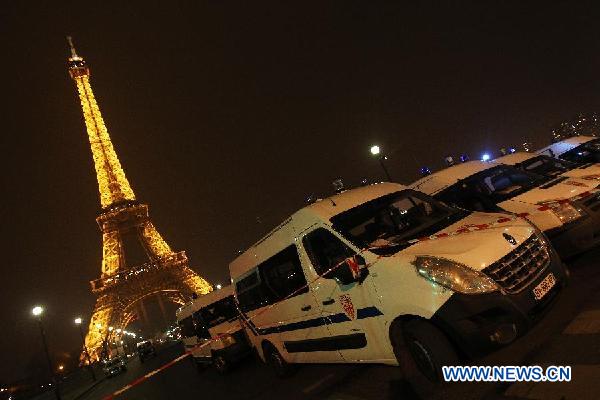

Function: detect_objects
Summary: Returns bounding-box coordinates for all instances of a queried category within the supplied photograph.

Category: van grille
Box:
[483,235,550,294]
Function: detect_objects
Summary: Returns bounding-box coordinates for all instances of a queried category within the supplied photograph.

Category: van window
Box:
[436,166,546,211]
[236,271,269,313]
[260,245,308,301]
[559,139,600,164]
[303,228,355,277]
[236,246,309,312]
[331,190,466,255]
[178,316,195,338]
[517,155,574,177]
[197,295,238,328]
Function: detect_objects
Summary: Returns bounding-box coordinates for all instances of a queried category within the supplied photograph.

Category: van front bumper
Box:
[546,210,600,258]
[430,250,567,359]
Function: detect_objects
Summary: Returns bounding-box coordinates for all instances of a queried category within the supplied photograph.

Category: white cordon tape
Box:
[102,190,600,398]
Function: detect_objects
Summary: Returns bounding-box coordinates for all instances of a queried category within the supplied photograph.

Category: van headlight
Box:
[547,201,584,224]
[412,256,500,294]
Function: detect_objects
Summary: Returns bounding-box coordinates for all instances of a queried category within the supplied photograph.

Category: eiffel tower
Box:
[66,37,212,361]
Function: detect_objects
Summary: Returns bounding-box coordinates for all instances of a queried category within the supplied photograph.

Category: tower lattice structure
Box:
[66,37,212,361]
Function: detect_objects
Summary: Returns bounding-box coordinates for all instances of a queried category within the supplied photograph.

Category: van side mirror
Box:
[333,255,368,285]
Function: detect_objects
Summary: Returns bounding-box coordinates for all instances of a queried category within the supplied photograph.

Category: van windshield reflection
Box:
[330,190,467,255]
[516,155,575,178]
[559,138,600,164]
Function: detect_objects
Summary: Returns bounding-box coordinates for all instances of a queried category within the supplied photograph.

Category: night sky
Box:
[1,1,599,382]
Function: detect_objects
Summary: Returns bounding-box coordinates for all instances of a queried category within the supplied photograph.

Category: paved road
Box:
[78,247,600,400]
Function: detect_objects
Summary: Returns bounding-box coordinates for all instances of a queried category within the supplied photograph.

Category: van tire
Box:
[391,319,458,396]
[263,343,293,378]
[213,354,229,374]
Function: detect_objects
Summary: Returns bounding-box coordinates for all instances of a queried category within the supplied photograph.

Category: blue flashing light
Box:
[420,166,432,176]
[509,147,516,154]
[481,153,491,162]
[460,154,469,163]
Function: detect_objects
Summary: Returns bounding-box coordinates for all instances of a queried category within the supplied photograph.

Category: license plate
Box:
[533,273,556,300]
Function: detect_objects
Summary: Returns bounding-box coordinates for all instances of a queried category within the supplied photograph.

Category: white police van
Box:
[229,182,566,386]
[411,160,600,257]
[537,135,600,165]
[176,286,252,373]
[494,151,600,181]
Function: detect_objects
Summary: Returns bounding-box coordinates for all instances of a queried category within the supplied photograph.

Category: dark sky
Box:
[1,1,599,382]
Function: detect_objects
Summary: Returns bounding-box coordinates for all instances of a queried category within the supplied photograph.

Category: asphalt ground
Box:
[75,246,600,400]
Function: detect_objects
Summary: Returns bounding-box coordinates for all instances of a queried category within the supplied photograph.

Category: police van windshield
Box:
[197,295,238,328]
[330,190,467,255]
[516,155,576,177]
[436,165,548,211]
[559,138,600,164]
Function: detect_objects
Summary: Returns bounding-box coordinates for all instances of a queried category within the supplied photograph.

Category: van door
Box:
[301,228,389,362]
[238,245,343,363]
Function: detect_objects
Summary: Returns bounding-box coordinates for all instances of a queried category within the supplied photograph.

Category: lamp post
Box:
[32,306,61,400]
[95,323,109,360]
[74,318,96,381]
[369,145,392,181]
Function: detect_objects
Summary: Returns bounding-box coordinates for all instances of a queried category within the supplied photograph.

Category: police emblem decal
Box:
[339,294,355,320]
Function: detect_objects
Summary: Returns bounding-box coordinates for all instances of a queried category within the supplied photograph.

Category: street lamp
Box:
[31,306,61,400]
[74,317,96,381]
[369,145,392,181]
[216,284,222,290]
[94,323,109,360]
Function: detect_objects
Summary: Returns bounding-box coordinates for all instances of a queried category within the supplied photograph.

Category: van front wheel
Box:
[264,344,293,378]
[213,354,229,374]
[391,319,459,388]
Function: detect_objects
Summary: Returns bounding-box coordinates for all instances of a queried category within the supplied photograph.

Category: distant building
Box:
[551,113,600,142]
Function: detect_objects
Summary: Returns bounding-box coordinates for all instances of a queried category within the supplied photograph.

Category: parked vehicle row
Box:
[176,135,600,393]
[176,286,253,374]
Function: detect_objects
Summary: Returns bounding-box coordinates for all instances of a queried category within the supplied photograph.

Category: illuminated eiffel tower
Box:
[66,37,212,361]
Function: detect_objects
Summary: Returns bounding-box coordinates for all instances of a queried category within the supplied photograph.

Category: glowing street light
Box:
[481,153,491,162]
[31,306,61,400]
[216,284,222,290]
[369,144,392,181]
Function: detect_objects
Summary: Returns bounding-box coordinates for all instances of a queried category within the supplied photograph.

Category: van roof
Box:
[493,152,537,166]
[176,285,233,320]
[410,161,494,195]
[228,182,407,280]
[537,135,596,157]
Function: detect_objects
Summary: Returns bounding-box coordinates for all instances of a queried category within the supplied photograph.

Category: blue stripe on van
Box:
[356,306,384,319]
[251,306,383,336]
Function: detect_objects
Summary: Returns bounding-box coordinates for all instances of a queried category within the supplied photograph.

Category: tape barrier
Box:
[101,191,600,398]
